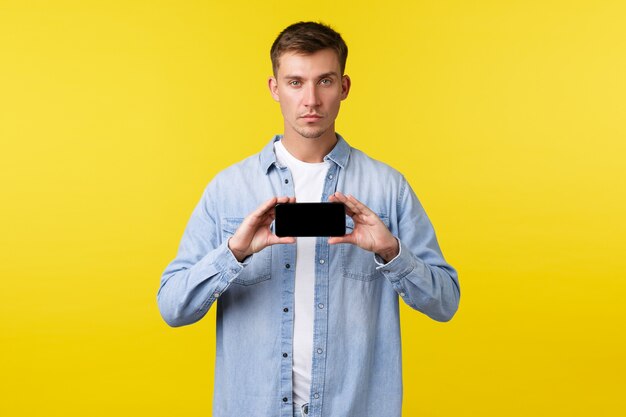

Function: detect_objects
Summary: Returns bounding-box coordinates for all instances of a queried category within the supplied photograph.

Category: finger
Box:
[332,191,348,203]
[341,195,361,216]
[268,195,296,220]
[268,235,296,246]
[275,195,293,204]
[346,194,374,216]
[334,191,359,215]
[273,196,296,212]
[328,233,355,245]
[345,195,379,225]
[341,207,355,218]
[329,193,355,217]
[250,196,278,220]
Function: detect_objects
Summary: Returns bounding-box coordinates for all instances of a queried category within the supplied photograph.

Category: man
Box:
[157,21,460,417]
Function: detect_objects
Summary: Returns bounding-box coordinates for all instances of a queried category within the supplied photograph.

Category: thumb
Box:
[328,234,353,245]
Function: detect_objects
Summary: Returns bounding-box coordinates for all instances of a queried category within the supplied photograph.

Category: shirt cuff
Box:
[212,239,252,285]
[374,238,425,284]
[374,236,402,266]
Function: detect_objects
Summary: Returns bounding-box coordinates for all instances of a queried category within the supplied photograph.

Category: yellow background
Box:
[1,1,625,416]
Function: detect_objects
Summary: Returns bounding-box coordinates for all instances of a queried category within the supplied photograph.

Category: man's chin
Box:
[295,127,326,139]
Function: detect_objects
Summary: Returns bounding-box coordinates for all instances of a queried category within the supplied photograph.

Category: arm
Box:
[156,185,244,328]
[328,181,460,322]
[375,177,460,321]
[157,187,295,328]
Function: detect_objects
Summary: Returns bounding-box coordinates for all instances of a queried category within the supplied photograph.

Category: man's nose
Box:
[303,83,320,106]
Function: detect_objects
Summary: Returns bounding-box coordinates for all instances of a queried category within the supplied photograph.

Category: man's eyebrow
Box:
[282,72,340,80]
[317,71,339,79]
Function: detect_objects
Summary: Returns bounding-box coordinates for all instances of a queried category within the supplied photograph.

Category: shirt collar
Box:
[259,133,351,174]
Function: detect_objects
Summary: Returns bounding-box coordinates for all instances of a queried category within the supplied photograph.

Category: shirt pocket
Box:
[340,214,390,282]
[222,217,272,286]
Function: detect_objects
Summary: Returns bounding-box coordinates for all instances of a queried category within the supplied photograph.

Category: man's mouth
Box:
[300,114,323,121]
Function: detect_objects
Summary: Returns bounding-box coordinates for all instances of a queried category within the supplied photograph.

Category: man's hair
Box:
[270,21,348,76]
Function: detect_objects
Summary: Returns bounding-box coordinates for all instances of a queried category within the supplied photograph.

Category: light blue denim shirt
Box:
[157,134,460,417]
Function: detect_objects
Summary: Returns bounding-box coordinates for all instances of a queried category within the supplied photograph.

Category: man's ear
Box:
[340,75,351,100]
[268,76,280,102]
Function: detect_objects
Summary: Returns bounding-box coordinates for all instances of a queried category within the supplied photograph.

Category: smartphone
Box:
[275,202,346,237]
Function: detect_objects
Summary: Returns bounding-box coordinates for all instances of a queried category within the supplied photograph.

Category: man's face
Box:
[269,49,350,140]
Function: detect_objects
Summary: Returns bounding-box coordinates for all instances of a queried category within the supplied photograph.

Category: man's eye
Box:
[320,79,332,85]
[289,80,301,86]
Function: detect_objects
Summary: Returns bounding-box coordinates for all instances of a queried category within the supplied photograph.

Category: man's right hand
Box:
[227,196,296,262]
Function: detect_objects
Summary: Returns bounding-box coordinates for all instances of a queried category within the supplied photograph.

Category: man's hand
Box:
[228,196,296,262]
[328,191,399,263]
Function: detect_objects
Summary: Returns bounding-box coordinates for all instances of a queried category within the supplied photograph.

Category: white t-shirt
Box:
[274,140,330,407]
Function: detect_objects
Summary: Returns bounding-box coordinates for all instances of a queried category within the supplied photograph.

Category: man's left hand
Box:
[327,191,399,263]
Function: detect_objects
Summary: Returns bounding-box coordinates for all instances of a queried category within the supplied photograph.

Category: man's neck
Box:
[281,130,338,163]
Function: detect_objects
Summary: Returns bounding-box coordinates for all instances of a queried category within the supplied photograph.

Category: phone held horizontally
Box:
[274,202,346,237]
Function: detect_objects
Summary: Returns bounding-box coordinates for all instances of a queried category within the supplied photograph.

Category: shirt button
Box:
[318,303,324,309]
[213,292,220,298]
[284,179,289,184]
[285,263,291,269]
[282,352,288,358]
[317,348,323,354]
[319,259,325,264]
[283,307,289,312]
[400,292,406,297]
[230,268,237,274]
[328,174,333,179]
[282,397,288,402]
[314,393,320,399]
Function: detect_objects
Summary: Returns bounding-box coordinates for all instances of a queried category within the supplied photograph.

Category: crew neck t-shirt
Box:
[274,140,331,407]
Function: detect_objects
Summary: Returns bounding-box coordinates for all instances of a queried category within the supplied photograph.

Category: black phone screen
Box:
[274,202,346,237]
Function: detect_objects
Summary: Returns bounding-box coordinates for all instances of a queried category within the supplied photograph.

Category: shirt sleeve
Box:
[156,184,251,327]
[374,176,460,322]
